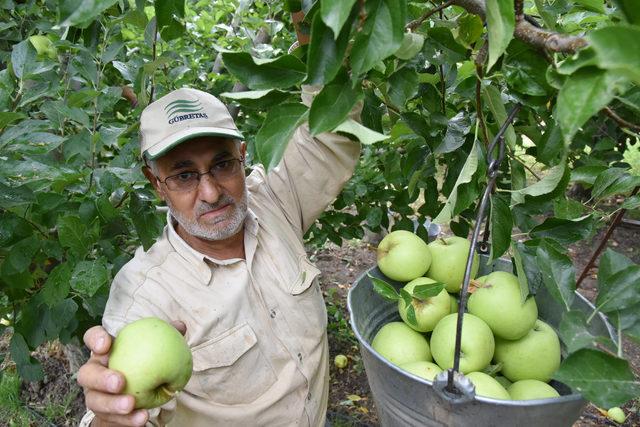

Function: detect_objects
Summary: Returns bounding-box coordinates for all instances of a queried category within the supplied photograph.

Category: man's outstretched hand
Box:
[77,321,187,427]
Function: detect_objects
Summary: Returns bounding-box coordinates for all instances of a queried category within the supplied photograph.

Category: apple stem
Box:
[438,237,448,245]
[160,385,176,399]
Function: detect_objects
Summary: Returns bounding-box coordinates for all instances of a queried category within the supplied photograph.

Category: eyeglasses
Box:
[156,157,244,192]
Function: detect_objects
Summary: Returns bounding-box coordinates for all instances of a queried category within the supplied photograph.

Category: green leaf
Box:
[422,27,468,65]
[10,40,36,80]
[598,249,634,287]
[570,165,607,186]
[556,67,626,143]
[387,67,419,109]
[489,194,512,261]
[70,258,109,298]
[553,349,640,408]
[155,0,185,41]
[433,141,480,224]
[434,112,473,154]
[369,274,399,300]
[0,211,32,247]
[40,263,72,307]
[255,103,308,171]
[57,215,91,259]
[536,239,575,311]
[529,215,596,245]
[558,310,611,354]
[0,112,26,129]
[575,0,604,13]
[503,40,552,97]
[306,13,350,86]
[511,242,531,302]
[482,85,516,149]
[596,266,640,313]
[0,236,40,276]
[394,33,425,60]
[310,78,363,135]
[321,0,357,40]
[350,0,406,76]
[621,195,640,210]
[536,123,565,166]
[129,193,162,250]
[486,0,515,70]
[9,333,43,382]
[587,26,640,85]
[613,0,640,25]
[400,288,417,326]
[220,90,292,110]
[591,168,640,200]
[57,0,119,28]
[222,52,306,90]
[332,119,389,145]
[511,162,566,206]
[457,14,484,48]
[412,282,445,301]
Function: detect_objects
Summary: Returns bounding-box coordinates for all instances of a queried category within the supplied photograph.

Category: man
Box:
[76,83,361,426]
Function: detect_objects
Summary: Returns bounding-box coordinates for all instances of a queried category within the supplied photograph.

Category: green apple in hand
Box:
[494,319,561,382]
[508,379,560,400]
[371,321,431,366]
[468,271,538,340]
[377,230,431,282]
[108,317,193,409]
[430,313,494,374]
[398,278,450,332]
[466,372,511,400]
[399,361,442,381]
[426,236,479,293]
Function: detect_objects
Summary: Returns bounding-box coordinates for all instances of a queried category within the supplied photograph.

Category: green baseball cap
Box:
[140,87,244,160]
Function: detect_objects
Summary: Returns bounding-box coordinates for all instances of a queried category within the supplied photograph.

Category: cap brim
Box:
[144,126,245,160]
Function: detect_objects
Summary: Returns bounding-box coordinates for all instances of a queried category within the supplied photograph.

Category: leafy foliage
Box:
[1,0,640,411]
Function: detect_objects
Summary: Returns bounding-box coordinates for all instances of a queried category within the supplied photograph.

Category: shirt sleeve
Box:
[263,85,362,236]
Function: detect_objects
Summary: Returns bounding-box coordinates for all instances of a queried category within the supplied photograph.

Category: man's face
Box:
[145,136,248,241]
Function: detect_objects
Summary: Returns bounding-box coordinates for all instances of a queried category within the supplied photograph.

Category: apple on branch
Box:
[108,317,193,409]
[468,271,538,340]
[377,230,431,282]
[426,236,479,293]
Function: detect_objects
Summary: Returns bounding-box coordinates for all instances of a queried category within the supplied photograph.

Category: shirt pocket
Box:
[188,323,277,405]
[288,256,327,332]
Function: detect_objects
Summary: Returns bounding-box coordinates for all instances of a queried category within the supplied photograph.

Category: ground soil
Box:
[2,217,639,426]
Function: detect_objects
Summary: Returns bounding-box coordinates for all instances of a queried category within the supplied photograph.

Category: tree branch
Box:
[446,0,587,53]
[406,0,454,31]
[603,107,640,133]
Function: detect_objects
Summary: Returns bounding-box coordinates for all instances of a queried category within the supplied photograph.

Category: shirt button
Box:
[307,392,312,401]
[297,352,303,362]
[270,309,276,318]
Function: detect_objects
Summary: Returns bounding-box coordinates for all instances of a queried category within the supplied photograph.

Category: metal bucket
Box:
[347,256,616,427]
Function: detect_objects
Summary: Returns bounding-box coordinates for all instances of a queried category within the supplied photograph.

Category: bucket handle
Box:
[444,104,522,396]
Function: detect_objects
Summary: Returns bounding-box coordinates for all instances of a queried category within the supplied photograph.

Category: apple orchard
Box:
[1,0,640,425]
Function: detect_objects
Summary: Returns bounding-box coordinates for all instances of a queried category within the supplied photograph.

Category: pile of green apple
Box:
[371,230,563,401]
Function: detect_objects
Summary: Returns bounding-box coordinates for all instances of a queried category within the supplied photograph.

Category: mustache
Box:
[195,194,235,216]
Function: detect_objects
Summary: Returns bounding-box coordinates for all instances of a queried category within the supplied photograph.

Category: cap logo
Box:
[165,99,209,124]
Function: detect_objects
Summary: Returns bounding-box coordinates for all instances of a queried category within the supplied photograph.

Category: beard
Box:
[167,186,249,241]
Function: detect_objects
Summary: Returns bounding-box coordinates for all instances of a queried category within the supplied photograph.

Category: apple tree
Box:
[0,0,639,412]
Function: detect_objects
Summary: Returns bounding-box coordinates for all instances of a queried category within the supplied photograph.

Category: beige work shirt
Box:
[79,116,360,426]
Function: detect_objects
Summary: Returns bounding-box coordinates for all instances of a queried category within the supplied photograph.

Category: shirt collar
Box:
[165,208,261,285]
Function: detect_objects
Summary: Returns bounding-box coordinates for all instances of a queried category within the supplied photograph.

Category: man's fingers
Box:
[83,326,112,355]
[78,362,125,394]
[85,390,136,415]
[170,320,187,336]
[92,408,149,427]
